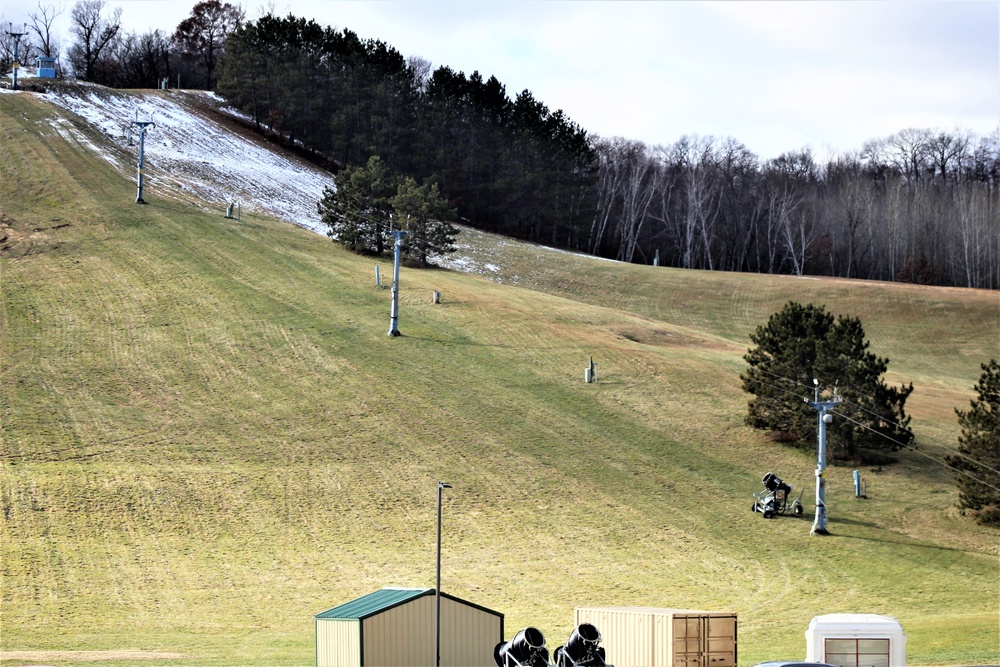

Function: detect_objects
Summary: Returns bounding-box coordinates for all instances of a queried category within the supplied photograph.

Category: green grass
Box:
[1,90,998,667]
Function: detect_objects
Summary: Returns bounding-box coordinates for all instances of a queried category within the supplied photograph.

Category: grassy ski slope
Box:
[1,87,998,667]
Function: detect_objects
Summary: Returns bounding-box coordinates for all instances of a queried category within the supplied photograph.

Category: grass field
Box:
[1,89,998,667]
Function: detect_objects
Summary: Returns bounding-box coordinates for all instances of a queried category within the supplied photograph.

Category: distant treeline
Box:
[214,14,998,288]
[594,133,999,289]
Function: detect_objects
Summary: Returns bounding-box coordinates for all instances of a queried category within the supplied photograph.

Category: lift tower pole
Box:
[808,381,839,535]
[387,230,409,336]
[6,25,26,91]
[132,119,155,203]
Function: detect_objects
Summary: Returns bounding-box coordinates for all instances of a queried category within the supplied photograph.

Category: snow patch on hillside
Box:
[43,83,332,233]
[34,83,611,282]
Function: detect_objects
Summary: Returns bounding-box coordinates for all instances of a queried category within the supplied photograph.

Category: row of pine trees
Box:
[216,14,596,254]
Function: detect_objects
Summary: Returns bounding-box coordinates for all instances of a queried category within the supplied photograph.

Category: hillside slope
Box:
[1,85,998,667]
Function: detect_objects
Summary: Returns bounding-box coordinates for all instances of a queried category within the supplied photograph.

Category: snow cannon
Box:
[495,627,550,667]
[554,623,612,667]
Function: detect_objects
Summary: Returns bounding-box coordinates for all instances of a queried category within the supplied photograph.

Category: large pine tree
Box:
[317,156,394,255]
[390,177,458,267]
[741,301,914,460]
[318,156,458,264]
[947,360,1000,525]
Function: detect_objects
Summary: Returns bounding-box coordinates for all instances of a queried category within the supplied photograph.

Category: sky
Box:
[5,0,999,160]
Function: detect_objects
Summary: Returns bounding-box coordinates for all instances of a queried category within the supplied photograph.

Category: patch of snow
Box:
[29,84,616,283]
[42,84,334,233]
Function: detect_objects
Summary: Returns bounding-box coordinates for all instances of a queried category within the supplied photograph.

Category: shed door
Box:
[825,638,890,667]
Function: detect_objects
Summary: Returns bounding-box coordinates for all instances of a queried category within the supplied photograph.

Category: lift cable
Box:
[746,367,1000,479]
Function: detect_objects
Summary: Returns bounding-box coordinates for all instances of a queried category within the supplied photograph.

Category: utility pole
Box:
[387,230,409,336]
[6,25,26,91]
[435,481,452,667]
[132,118,155,204]
[808,380,839,535]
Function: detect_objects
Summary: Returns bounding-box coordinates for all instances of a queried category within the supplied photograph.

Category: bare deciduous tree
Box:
[173,0,243,89]
[28,2,63,59]
[67,0,122,82]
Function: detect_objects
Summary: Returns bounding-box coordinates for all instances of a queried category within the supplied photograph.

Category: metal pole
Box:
[6,27,26,92]
[387,230,409,336]
[133,120,155,204]
[435,481,451,667]
[809,395,838,535]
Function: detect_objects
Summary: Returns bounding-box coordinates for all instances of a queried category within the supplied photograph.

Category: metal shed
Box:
[315,587,504,667]
[805,613,906,667]
[574,606,737,667]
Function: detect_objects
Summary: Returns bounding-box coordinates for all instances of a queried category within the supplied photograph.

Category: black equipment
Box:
[553,623,611,667]
[752,472,803,518]
[495,627,550,667]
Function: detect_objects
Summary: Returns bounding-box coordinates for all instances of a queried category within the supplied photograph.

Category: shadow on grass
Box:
[832,524,992,556]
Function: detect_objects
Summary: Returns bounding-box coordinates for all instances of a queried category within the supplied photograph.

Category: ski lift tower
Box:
[808,379,840,535]
[6,24,27,91]
[387,230,410,336]
[132,116,155,203]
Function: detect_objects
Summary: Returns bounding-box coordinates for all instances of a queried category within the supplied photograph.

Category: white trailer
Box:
[805,613,906,667]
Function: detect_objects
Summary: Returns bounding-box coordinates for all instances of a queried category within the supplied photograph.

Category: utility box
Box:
[574,607,737,667]
[805,613,906,667]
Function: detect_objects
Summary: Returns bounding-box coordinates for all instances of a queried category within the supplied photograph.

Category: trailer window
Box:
[825,637,890,667]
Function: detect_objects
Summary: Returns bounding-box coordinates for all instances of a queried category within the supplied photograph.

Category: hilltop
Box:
[1,84,998,667]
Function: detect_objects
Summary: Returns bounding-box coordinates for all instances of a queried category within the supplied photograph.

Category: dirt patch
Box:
[0,650,189,663]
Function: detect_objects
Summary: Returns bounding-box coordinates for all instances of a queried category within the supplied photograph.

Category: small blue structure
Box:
[35,56,56,78]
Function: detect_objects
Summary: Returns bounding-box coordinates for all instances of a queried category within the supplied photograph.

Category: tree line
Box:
[593,131,999,289]
[216,14,998,289]
[216,14,597,252]
[1,0,241,90]
[5,4,998,289]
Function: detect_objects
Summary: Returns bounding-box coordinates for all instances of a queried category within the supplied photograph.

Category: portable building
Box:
[574,606,737,667]
[805,614,906,667]
[315,587,503,667]
[35,56,56,78]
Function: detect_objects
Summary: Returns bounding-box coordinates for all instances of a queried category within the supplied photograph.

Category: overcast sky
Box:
[7,0,999,160]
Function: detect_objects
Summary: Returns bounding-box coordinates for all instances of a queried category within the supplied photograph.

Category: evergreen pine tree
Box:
[390,177,458,267]
[947,360,1000,525]
[317,156,393,255]
[741,301,914,460]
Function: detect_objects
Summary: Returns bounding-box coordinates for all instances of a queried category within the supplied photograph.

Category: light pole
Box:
[435,481,451,667]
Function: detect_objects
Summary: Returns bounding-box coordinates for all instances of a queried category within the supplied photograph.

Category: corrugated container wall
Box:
[575,607,737,667]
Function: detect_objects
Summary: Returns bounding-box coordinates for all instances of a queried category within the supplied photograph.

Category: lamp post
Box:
[435,481,452,667]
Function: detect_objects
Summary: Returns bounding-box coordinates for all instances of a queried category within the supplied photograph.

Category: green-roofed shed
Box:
[315,587,504,667]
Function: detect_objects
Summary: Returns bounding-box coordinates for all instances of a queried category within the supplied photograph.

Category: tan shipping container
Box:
[574,607,737,667]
